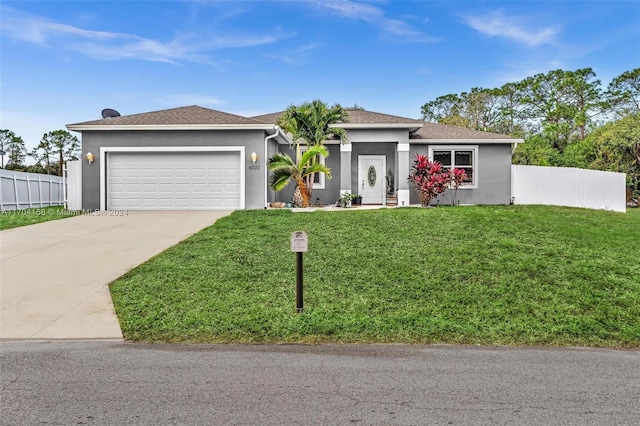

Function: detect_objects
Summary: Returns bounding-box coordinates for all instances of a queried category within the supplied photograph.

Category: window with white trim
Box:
[299,147,326,189]
[428,145,478,188]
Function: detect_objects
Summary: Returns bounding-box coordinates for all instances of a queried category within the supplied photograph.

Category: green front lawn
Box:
[110,206,640,347]
[0,206,77,230]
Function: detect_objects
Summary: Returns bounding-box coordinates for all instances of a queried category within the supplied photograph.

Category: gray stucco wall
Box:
[408,144,512,205]
[80,129,267,210]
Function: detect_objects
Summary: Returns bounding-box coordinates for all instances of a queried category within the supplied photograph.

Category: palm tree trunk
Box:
[305,174,313,205]
[296,178,310,208]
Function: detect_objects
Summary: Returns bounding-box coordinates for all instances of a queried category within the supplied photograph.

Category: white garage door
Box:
[107,151,242,210]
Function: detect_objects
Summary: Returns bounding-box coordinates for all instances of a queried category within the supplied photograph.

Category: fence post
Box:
[27,173,33,208]
[12,173,19,210]
[63,163,67,209]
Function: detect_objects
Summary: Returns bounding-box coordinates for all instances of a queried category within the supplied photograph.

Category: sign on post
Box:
[290,231,308,252]
[291,231,308,313]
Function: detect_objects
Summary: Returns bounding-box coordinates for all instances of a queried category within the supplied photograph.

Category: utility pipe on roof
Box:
[264,126,281,208]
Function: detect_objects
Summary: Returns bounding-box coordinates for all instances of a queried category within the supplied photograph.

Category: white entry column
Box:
[340,143,352,195]
[397,142,410,207]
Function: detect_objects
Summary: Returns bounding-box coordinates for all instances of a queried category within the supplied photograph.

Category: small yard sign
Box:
[290,231,308,313]
[290,231,308,252]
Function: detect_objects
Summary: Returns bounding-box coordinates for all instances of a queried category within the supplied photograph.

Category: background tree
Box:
[586,112,640,191]
[492,82,527,136]
[31,130,80,176]
[460,87,500,131]
[420,93,463,123]
[0,129,27,169]
[562,68,605,140]
[606,68,640,117]
[419,67,638,191]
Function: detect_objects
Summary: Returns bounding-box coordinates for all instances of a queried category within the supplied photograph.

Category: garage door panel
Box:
[108,151,241,210]
[142,168,158,177]
[191,168,207,177]
[175,168,190,178]
[158,183,173,192]
[192,183,207,193]
[175,183,190,193]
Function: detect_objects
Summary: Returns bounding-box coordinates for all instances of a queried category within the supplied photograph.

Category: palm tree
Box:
[268,145,331,208]
[277,100,348,147]
[276,100,348,202]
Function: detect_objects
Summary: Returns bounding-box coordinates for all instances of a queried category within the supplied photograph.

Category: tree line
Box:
[420,68,640,192]
[0,129,80,176]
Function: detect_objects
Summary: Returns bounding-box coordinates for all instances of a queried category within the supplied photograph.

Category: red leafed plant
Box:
[449,168,468,206]
[408,155,451,207]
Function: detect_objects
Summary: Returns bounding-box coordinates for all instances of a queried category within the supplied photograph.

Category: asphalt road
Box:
[1,342,639,425]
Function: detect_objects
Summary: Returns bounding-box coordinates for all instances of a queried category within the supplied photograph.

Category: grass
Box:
[0,206,77,230]
[110,206,640,347]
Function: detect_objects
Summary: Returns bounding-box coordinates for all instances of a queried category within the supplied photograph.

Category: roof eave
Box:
[330,123,423,131]
[410,138,524,144]
[66,124,277,131]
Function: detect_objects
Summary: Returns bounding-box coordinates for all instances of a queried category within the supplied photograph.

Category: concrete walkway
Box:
[0,211,231,340]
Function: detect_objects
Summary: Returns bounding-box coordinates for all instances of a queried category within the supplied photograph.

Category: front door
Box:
[358,155,386,204]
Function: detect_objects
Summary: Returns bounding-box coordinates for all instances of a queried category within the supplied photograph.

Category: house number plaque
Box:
[368,165,376,187]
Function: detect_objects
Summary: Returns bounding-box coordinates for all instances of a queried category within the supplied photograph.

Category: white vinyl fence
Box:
[0,169,65,211]
[511,165,626,213]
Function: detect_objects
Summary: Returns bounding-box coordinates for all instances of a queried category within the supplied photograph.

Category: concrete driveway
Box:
[0,211,232,340]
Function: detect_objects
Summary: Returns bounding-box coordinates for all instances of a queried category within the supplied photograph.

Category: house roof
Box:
[66,105,522,143]
[67,105,274,131]
[252,109,422,129]
[253,109,520,142]
[411,121,520,141]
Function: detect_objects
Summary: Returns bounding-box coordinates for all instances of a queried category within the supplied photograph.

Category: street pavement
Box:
[1,342,638,425]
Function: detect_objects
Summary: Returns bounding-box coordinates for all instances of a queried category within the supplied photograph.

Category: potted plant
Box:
[352,194,362,205]
[339,192,355,207]
[386,170,395,196]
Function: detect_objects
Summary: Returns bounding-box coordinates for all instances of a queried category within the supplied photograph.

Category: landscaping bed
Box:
[110,206,640,347]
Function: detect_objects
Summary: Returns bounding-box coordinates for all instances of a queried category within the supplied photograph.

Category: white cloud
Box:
[0,5,287,64]
[302,0,436,43]
[310,0,382,20]
[381,19,437,43]
[462,10,558,46]
[265,54,298,65]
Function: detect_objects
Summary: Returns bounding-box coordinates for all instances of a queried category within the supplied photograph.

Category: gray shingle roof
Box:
[251,109,422,125]
[68,105,266,127]
[67,105,519,141]
[342,109,422,125]
[411,121,519,140]
[253,109,517,140]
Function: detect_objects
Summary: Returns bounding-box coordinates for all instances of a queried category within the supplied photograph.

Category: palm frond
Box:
[298,145,329,168]
[267,153,295,170]
[304,163,332,179]
[269,168,298,192]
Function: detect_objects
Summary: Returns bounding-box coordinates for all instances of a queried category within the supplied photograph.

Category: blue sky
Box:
[1,0,639,153]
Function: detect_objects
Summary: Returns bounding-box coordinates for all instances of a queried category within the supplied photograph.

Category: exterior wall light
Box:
[86,152,95,164]
[250,152,258,164]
